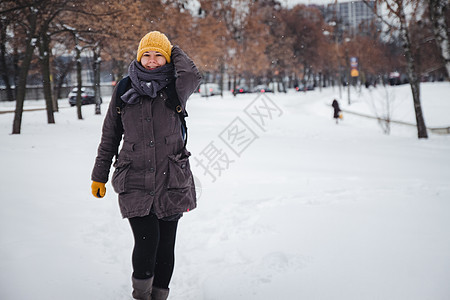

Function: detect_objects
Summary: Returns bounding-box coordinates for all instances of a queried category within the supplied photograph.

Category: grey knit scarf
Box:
[121,60,175,104]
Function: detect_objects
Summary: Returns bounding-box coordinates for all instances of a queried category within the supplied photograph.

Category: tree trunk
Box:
[39,31,55,124]
[428,0,450,79]
[52,84,59,112]
[13,40,19,100]
[219,60,224,97]
[399,6,428,138]
[0,22,14,102]
[12,14,37,134]
[75,46,83,120]
[318,72,323,92]
[345,47,351,105]
[93,46,102,115]
[232,74,237,97]
[112,58,125,82]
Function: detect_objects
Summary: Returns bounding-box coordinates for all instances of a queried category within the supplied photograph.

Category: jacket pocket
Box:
[111,159,132,194]
[167,149,193,190]
[166,149,196,210]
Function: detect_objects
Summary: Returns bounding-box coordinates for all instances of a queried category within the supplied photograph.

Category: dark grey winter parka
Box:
[91,46,201,219]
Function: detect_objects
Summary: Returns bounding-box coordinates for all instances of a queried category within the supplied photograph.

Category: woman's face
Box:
[140,51,167,70]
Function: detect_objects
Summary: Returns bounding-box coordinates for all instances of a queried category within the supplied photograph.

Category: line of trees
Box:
[0,0,448,138]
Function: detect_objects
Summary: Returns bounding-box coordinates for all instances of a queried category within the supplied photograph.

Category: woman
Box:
[91,31,201,300]
[332,98,341,124]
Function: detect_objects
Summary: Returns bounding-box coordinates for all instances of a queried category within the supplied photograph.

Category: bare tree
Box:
[55,0,124,118]
[254,1,292,90]
[1,1,39,134]
[282,5,329,89]
[35,0,97,122]
[368,85,397,134]
[365,0,428,138]
[51,53,75,111]
[2,0,100,131]
[428,0,450,78]
[62,26,92,120]
[198,0,269,93]
[37,16,55,124]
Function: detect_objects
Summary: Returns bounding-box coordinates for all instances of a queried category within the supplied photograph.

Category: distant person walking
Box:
[332,99,341,124]
[91,31,201,300]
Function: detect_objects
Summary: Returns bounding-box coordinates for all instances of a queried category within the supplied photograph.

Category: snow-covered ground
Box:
[1,82,449,300]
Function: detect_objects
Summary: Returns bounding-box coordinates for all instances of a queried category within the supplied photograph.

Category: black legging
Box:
[128,213,178,289]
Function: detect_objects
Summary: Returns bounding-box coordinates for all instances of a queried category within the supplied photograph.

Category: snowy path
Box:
[1,84,449,299]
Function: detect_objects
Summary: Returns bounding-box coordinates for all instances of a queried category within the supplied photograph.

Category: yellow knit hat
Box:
[136,31,172,63]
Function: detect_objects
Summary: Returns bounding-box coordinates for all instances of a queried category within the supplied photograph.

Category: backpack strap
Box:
[115,76,131,115]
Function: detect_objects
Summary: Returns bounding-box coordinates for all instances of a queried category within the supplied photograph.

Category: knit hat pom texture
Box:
[137,31,172,63]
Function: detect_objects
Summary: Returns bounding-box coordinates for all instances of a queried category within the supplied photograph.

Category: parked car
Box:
[198,83,221,97]
[252,84,273,93]
[232,85,251,94]
[68,87,101,106]
[295,84,314,91]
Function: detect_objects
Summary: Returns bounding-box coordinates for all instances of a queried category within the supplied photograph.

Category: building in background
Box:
[321,1,380,37]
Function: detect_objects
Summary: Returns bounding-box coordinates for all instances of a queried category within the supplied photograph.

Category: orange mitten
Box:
[91,181,106,198]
